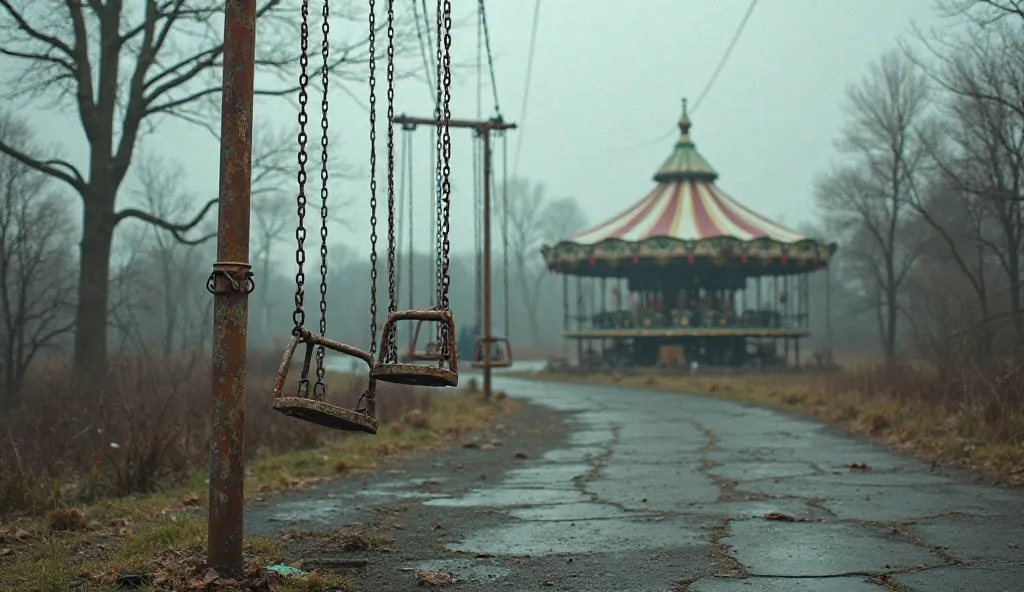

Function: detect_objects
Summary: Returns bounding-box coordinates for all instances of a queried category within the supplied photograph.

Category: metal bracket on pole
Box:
[206,261,255,295]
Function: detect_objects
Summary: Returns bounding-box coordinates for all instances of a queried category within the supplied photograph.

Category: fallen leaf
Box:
[763,512,797,522]
[475,552,492,559]
[181,493,201,506]
[514,450,529,459]
[190,567,221,589]
[417,570,456,586]
[846,462,870,471]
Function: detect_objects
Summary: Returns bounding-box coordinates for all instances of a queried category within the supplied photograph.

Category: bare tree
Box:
[937,0,1024,24]
[0,114,76,401]
[0,0,415,377]
[815,50,932,359]
[504,178,586,345]
[121,154,211,356]
[907,15,1024,339]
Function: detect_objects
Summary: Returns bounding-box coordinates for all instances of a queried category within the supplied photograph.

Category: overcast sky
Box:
[19,0,942,263]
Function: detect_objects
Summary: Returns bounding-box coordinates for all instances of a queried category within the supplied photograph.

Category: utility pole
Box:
[393,114,516,401]
[207,0,256,578]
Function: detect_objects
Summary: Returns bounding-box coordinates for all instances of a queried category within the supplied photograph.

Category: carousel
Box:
[541,101,837,370]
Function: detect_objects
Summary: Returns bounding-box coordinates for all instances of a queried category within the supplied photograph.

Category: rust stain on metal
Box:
[207,0,257,579]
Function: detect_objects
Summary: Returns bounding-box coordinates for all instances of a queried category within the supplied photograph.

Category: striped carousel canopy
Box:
[542,100,835,272]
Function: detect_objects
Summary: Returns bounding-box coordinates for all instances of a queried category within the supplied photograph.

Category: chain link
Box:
[368,0,379,360]
[385,0,398,361]
[314,0,330,397]
[438,0,453,359]
[293,0,311,335]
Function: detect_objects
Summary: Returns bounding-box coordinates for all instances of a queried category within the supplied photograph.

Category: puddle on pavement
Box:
[423,487,589,508]
[541,447,605,463]
[690,576,884,591]
[568,429,614,446]
[447,517,704,556]
[403,558,513,583]
[725,520,939,577]
[705,461,819,482]
[264,498,362,526]
[508,502,631,522]
[501,464,592,487]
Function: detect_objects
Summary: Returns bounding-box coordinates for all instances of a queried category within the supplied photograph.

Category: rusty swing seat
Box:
[272,330,378,434]
[471,336,513,369]
[371,309,459,387]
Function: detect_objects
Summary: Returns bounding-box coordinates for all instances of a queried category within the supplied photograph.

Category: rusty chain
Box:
[438,0,453,360]
[294,0,310,339]
[433,0,443,311]
[368,0,379,361]
[313,0,330,400]
[293,0,311,398]
[359,0,380,415]
[385,0,398,362]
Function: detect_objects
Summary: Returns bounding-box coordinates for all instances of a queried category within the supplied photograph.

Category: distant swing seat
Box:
[471,336,513,369]
[406,316,444,361]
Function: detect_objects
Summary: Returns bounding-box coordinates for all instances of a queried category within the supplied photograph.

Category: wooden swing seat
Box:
[273,396,377,434]
[272,331,378,434]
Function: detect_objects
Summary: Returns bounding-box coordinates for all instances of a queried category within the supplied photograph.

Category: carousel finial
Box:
[678,97,692,137]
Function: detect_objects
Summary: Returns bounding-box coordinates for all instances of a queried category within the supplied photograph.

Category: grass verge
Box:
[0,381,516,592]
[519,368,1024,486]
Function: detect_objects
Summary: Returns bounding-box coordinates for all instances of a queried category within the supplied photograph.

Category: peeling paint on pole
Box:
[207,0,256,578]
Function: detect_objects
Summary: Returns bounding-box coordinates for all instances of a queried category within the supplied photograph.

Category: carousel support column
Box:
[756,276,762,325]
[795,336,801,370]
[576,275,584,365]
[784,275,790,366]
[825,265,833,364]
[804,272,811,329]
[562,273,569,363]
[601,277,607,358]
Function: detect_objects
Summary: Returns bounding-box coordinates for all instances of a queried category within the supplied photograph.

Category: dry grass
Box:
[0,351,517,591]
[524,360,1024,486]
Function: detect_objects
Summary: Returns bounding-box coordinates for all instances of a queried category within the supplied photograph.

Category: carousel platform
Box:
[564,327,810,339]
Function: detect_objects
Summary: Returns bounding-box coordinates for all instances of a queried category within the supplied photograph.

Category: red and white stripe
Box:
[569,180,805,244]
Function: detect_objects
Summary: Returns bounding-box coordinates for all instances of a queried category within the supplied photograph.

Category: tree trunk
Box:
[73,191,116,377]
[1008,247,1022,340]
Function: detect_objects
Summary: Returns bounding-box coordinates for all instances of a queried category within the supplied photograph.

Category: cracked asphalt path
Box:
[248,375,1024,591]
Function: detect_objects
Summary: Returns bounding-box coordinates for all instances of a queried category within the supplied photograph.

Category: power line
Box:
[411,0,436,98]
[512,0,542,177]
[478,0,502,117]
[631,0,758,149]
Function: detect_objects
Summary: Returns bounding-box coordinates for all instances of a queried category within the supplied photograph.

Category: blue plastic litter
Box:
[267,563,308,577]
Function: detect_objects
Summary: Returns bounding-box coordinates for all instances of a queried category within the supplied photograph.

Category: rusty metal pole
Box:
[207,0,256,578]
[481,127,493,400]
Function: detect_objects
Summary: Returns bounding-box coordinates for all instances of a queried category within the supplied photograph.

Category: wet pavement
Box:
[247,375,1024,591]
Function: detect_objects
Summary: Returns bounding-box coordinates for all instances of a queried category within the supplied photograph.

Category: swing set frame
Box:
[392,113,516,400]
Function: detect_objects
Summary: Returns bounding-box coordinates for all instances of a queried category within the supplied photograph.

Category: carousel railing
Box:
[585,308,804,331]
